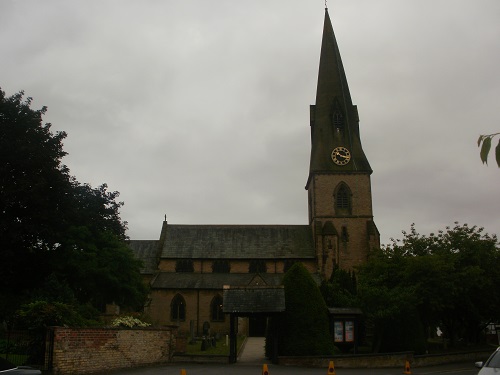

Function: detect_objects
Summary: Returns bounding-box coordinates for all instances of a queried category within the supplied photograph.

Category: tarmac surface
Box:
[108,337,481,375]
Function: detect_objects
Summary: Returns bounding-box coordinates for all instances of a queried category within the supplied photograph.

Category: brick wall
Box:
[49,326,177,375]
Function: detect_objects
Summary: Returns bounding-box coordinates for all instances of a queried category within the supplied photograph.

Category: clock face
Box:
[331,146,351,165]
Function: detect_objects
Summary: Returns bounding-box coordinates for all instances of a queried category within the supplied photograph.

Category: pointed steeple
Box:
[307,9,372,185]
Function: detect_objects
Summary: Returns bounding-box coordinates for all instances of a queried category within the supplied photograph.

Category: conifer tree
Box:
[267,263,333,356]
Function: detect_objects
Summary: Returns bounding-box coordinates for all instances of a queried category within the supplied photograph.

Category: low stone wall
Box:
[278,349,493,368]
[49,326,177,375]
[278,352,413,368]
[413,350,492,367]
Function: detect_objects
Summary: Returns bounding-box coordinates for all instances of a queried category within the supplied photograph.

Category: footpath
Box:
[237,337,267,365]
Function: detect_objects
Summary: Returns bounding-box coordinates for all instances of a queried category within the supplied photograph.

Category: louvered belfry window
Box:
[332,111,343,130]
[336,185,350,209]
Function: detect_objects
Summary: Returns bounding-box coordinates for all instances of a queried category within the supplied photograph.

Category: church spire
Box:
[307,9,371,185]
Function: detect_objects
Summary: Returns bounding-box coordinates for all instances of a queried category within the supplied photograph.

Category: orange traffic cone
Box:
[327,360,336,375]
[180,370,186,375]
[262,363,269,375]
[403,360,411,374]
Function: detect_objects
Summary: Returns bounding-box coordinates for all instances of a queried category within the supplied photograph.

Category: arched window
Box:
[171,294,186,322]
[337,186,349,208]
[335,183,352,215]
[210,295,224,322]
[249,259,267,273]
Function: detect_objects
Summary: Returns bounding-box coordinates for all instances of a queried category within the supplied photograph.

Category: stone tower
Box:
[306,9,380,278]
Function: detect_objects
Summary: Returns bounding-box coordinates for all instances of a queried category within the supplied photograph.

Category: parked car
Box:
[475,346,500,375]
[0,357,41,374]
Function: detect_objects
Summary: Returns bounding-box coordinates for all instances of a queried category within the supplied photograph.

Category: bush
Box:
[15,301,87,330]
[266,263,334,356]
[111,316,151,328]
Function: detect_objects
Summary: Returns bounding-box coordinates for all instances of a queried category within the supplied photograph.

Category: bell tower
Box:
[306,8,380,278]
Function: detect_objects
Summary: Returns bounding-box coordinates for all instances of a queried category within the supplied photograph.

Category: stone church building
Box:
[129,8,380,338]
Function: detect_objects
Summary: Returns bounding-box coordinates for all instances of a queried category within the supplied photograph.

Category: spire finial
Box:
[325,0,328,9]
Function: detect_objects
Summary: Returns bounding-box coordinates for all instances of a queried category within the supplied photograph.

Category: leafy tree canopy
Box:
[357,222,499,352]
[320,266,357,309]
[0,88,146,321]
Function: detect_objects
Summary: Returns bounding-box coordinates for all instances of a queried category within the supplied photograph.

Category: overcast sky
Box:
[1,0,499,246]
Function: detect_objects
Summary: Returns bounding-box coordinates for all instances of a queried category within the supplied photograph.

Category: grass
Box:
[184,335,246,356]
[426,338,497,354]
[0,353,29,366]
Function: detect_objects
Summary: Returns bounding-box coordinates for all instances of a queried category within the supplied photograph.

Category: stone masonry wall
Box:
[49,326,177,375]
[278,349,493,368]
[310,173,377,272]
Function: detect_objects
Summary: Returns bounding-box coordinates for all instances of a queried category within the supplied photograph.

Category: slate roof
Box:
[151,272,322,290]
[152,272,285,290]
[223,286,286,314]
[127,240,160,274]
[160,224,315,259]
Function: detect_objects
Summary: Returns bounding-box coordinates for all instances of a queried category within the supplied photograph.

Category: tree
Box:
[356,245,426,353]
[56,225,146,310]
[0,88,146,319]
[478,133,500,167]
[0,89,73,317]
[422,223,500,345]
[267,263,334,356]
[320,266,357,308]
[357,223,499,352]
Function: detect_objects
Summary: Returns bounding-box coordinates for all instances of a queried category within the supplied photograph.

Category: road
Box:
[108,338,482,375]
[109,362,479,375]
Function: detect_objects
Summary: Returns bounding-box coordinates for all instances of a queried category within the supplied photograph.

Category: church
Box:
[129,8,380,338]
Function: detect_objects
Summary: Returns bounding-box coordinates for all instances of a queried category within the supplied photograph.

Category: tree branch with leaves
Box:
[478,133,500,167]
